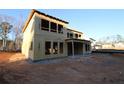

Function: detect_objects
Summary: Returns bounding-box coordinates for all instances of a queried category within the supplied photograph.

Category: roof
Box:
[22,9,69,32]
[67,28,83,34]
[65,38,91,43]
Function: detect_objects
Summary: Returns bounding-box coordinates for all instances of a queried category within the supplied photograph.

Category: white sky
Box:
[0,0,124,9]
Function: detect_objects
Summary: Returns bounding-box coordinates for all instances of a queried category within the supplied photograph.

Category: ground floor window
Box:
[87,44,90,51]
[45,41,51,55]
[59,42,63,54]
[67,32,69,38]
[45,41,64,55]
[85,44,88,51]
[53,42,58,54]
[85,44,90,51]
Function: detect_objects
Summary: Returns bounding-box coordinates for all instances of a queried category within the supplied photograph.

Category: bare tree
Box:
[0,22,13,51]
[116,34,124,43]
[0,14,24,52]
[0,15,15,51]
[96,34,124,45]
[13,14,24,51]
[0,26,2,39]
[0,14,14,24]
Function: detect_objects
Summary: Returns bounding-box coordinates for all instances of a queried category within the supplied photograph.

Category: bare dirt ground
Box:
[0,52,124,84]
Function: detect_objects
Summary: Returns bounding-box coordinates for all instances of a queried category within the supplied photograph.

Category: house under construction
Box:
[22,9,91,61]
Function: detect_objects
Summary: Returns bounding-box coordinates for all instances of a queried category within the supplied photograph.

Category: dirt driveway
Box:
[0,52,124,84]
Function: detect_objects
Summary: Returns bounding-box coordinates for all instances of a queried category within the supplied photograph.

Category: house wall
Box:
[66,29,83,39]
[22,12,91,61]
[32,14,68,60]
[21,14,35,60]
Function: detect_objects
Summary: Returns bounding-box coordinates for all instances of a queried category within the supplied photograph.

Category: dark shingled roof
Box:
[65,38,91,43]
[34,9,69,24]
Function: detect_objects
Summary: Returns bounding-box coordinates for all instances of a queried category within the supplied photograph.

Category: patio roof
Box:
[65,38,91,44]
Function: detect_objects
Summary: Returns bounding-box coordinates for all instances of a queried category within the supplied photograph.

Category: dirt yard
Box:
[0,52,124,84]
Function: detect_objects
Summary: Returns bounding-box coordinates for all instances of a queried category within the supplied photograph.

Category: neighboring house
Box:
[93,44,102,50]
[114,42,124,50]
[0,40,15,51]
[94,43,124,50]
[102,43,115,49]
[22,9,91,61]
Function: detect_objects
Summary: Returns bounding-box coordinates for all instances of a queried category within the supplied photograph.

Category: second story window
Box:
[58,24,63,34]
[41,19,49,31]
[51,22,57,32]
[70,33,73,38]
[79,34,81,37]
[75,34,78,39]
[67,32,69,38]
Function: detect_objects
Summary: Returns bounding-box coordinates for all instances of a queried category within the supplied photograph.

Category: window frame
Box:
[45,41,51,55]
[50,22,57,32]
[59,42,63,54]
[67,32,70,38]
[41,19,49,31]
[53,42,58,54]
[75,34,78,39]
[70,33,73,38]
[79,34,81,37]
[58,24,63,34]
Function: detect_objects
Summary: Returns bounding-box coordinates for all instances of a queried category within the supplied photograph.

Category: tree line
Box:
[0,14,24,52]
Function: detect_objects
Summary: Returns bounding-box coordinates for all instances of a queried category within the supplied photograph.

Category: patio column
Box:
[72,40,74,56]
[83,43,85,55]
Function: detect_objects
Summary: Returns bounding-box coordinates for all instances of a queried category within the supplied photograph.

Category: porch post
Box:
[83,43,85,55]
[72,40,74,56]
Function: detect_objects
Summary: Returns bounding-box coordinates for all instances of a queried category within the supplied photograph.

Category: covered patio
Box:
[65,39,91,56]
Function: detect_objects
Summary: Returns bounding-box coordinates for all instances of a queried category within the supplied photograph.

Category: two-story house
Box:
[22,9,91,61]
